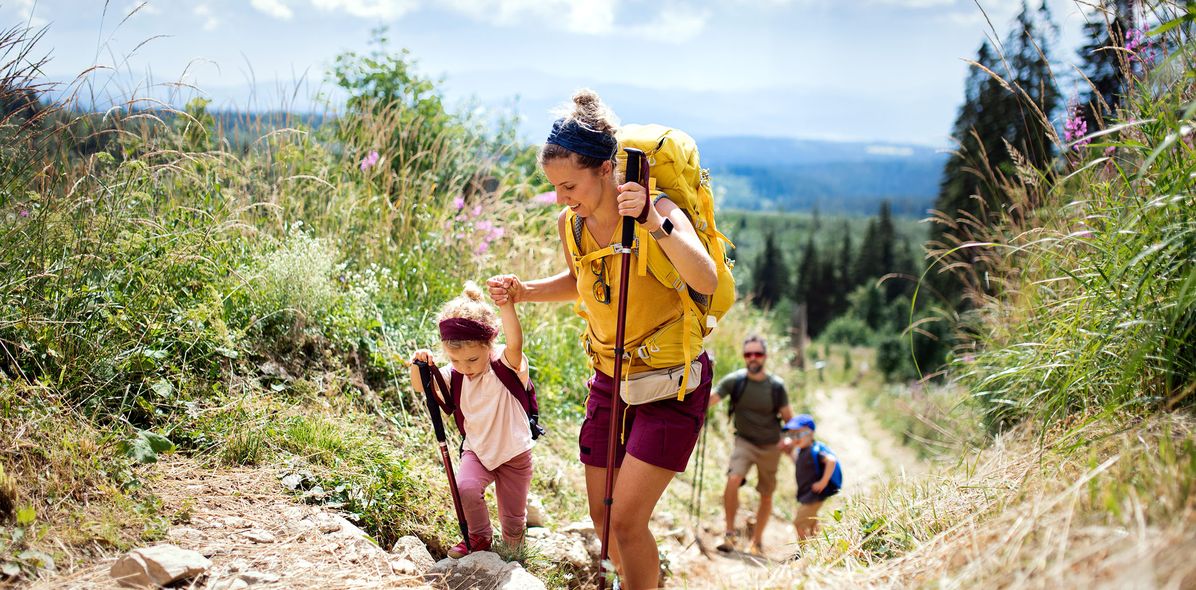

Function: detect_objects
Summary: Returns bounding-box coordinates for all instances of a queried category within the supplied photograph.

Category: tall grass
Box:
[926,1,1195,429]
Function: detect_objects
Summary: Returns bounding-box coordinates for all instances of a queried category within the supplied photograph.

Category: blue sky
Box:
[9,0,1094,146]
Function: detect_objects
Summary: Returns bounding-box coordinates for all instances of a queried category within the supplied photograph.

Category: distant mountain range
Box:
[698,136,949,217]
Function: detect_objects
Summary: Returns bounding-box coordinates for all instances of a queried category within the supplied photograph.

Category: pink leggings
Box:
[456,450,533,545]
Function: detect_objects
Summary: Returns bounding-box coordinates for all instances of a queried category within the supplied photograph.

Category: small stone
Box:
[390,558,419,575]
[238,570,281,584]
[240,529,276,544]
[222,516,253,529]
[560,519,595,538]
[165,526,204,543]
[525,494,546,528]
[525,528,548,539]
[207,578,249,590]
[390,535,435,572]
[280,473,304,490]
[110,544,211,588]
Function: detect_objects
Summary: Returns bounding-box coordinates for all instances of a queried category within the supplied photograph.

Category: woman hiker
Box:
[487,89,717,590]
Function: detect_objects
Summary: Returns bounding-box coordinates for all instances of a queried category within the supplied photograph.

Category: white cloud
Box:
[437,0,707,42]
[124,1,162,17]
[310,0,420,20]
[252,0,295,20]
[13,0,47,27]
[872,0,955,7]
[193,3,220,31]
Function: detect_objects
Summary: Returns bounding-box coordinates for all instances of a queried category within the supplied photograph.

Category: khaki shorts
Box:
[727,436,782,495]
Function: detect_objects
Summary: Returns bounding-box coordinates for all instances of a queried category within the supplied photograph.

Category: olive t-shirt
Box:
[715,369,788,445]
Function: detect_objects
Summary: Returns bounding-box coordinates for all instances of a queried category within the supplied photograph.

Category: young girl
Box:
[409,282,534,557]
[487,89,717,589]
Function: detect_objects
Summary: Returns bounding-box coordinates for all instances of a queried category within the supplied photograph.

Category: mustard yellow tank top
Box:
[574,221,696,377]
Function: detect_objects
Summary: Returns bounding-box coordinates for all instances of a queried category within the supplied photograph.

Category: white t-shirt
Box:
[439,346,534,471]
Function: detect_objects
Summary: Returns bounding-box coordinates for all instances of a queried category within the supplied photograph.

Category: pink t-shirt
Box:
[439,346,534,471]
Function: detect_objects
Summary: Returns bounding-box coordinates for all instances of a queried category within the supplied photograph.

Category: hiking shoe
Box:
[715,532,738,553]
[447,535,492,558]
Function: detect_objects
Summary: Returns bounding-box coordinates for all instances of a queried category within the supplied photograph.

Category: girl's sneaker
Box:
[447,535,492,558]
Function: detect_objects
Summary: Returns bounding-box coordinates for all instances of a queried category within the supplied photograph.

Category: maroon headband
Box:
[438,317,496,342]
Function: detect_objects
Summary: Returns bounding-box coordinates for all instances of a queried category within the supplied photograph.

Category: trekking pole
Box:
[693,410,714,558]
[414,360,471,552]
[599,147,648,590]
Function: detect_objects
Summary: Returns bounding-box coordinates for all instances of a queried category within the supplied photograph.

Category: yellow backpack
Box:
[564,124,736,400]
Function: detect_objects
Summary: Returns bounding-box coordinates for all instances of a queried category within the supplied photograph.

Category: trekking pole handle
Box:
[414,360,448,443]
[622,147,646,248]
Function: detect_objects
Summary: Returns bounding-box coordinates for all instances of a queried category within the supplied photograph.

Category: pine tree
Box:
[1077,0,1137,123]
[835,223,854,316]
[929,1,1060,305]
[751,230,789,309]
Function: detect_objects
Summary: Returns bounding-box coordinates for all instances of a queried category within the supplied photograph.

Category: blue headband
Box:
[546,118,618,161]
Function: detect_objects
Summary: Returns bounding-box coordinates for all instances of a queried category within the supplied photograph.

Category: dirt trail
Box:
[668,385,922,589]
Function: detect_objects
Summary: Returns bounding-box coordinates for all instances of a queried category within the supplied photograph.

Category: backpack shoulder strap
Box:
[727,371,749,418]
[490,358,533,415]
[769,376,785,416]
[490,358,545,440]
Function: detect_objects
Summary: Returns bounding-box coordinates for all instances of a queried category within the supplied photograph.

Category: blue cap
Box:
[784,414,815,431]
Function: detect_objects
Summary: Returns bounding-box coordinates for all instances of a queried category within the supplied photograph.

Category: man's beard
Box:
[746,363,764,375]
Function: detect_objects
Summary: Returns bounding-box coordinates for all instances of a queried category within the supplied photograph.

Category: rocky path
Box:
[666,385,923,589]
[31,459,566,590]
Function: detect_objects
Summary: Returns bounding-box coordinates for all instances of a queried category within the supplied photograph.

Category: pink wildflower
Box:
[453,196,465,211]
[532,191,558,205]
[359,150,380,171]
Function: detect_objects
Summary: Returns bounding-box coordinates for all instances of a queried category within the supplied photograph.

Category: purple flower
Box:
[453,196,465,211]
[18,208,29,218]
[471,205,482,217]
[1064,101,1090,152]
[359,150,380,171]
[490,226,505,240]
[532,191,558,205]
[1125,28,1145,53]
[476,241,490,255]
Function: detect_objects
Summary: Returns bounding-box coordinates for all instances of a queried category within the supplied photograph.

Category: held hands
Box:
[617,181,663,230]
[486,274,523,306]
[410,349,434,367]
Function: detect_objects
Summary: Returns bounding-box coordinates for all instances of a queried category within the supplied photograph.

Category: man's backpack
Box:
[430,359,545,440]
[728,371,785,421]
[564,124,736,400]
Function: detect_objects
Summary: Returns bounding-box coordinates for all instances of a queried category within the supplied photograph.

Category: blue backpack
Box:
[810,441,843,492]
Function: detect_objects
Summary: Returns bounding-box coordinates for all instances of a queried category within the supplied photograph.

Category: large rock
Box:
[110,544,211,588]
[456,551,507,577]
[390,535,435,572]
[424,552,545,590]
[500,564,546,590]
[532,532,590,569]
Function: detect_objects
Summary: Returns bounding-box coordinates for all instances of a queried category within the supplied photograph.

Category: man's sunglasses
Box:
[743,352,766,359]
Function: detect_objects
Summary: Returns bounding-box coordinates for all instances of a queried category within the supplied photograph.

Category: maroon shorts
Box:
[578,352,713,473]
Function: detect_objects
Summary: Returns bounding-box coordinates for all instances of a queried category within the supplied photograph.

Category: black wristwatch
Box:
[650,218,674,240]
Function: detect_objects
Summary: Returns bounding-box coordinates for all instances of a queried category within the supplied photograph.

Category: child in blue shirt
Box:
[779,414,842,540]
